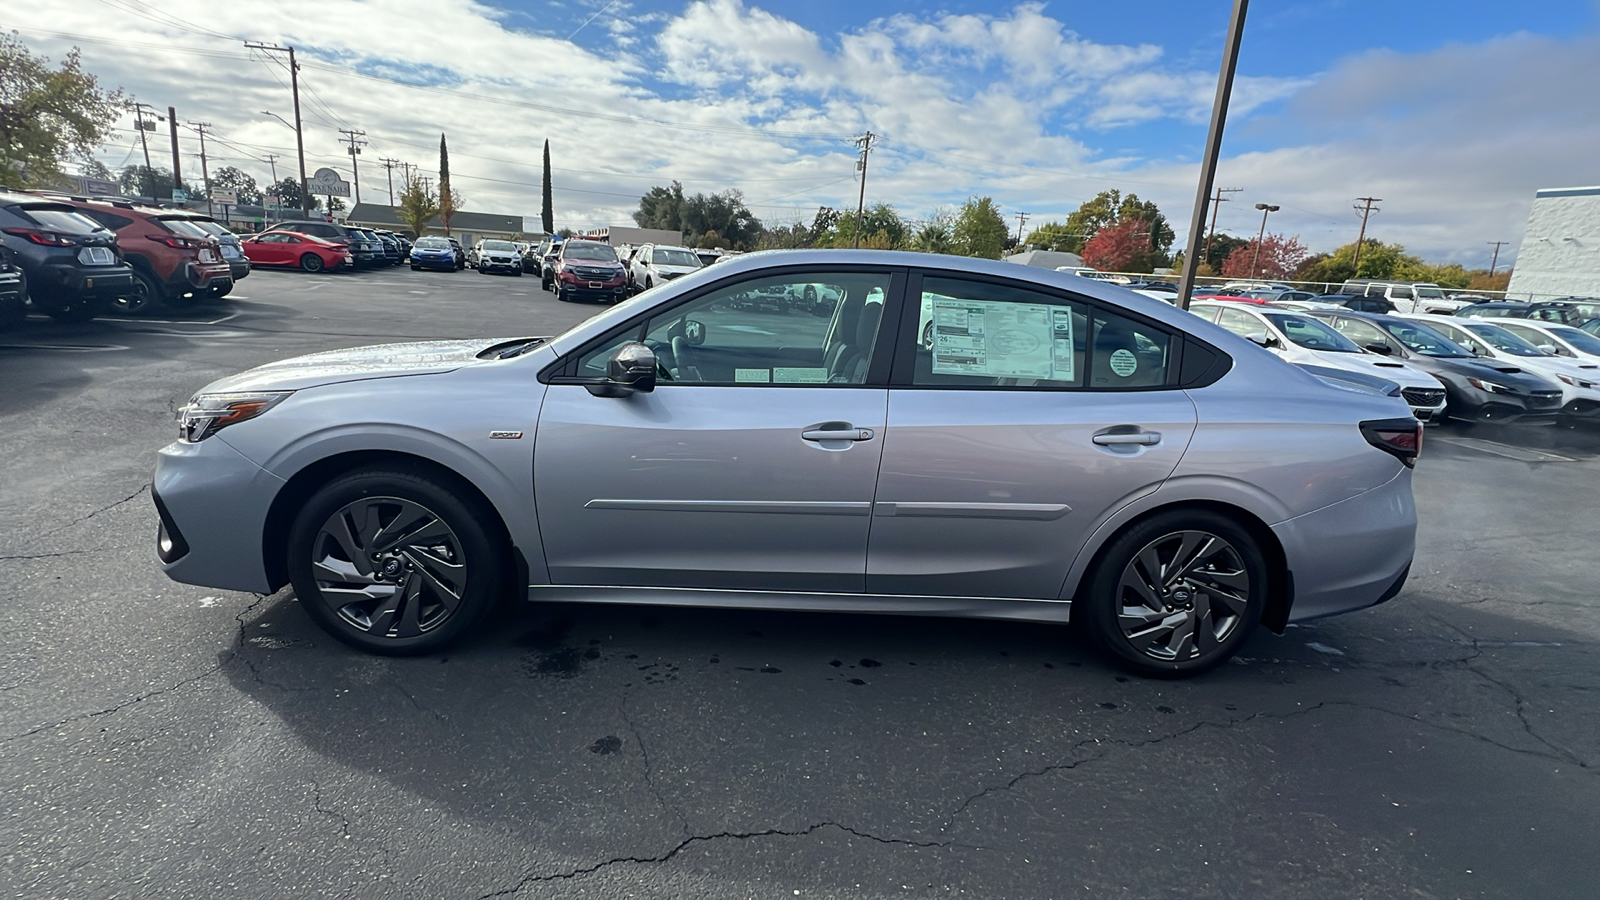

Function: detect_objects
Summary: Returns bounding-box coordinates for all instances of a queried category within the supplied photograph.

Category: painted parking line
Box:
[129,312,240,327]
[1432,436,1575,462]
[0,342,129,352]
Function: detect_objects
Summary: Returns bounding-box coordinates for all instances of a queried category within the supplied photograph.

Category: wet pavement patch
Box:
[847,678,866,685]
[859,658,882,668]
[524,645,589,678]
[589,735,623,755]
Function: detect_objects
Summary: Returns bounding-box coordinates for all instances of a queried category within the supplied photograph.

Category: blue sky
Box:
[15,0,1600,265]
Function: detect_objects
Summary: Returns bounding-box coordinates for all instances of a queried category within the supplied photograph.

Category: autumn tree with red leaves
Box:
[1221,233,1310,280]
[1081,218,1158,272]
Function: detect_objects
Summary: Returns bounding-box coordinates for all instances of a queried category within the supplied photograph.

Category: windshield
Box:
[18,205,108,235]
[1548,325,1600,355]
[1383,320,1474,358]
[564,243,617,261]
[415,237,451,249]
[1264,313,1363,352]
[482,240,516,251]
[1463,322,1547,356]
[1416,287,1444,298]
[652,248,701,267]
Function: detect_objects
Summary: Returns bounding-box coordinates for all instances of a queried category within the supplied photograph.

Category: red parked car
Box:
[240,231,352,273]
[52,195,233,315]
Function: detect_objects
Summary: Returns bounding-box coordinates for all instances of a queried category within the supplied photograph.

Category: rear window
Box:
[17,205,108,235]
[157,218,213,238]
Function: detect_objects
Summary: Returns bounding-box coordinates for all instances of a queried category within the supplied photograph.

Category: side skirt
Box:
[526,585,1074,624]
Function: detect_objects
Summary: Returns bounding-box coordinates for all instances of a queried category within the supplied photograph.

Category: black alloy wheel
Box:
[1080,510,1268,677]
[109,268,165,316]
[300,253,325,273]
[287,468,505,655]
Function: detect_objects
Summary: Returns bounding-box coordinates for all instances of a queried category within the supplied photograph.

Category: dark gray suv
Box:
[0,191,134,322]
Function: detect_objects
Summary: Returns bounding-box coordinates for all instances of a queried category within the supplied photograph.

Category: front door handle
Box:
[1092,431,1161,446]
[802,423,875,442]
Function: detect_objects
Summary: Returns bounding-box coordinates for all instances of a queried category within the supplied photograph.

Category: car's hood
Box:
[198,338,531,393]
[1298,349,1441,389]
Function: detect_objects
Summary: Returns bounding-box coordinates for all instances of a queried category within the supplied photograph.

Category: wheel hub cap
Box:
[1115,530,1250,662]
[309,496,468,638]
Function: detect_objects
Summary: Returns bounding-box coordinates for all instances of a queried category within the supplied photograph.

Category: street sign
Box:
[212,191,238,205]
[306,167,351,198]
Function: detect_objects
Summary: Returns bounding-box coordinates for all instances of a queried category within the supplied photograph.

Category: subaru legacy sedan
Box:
[154,251,1419,676]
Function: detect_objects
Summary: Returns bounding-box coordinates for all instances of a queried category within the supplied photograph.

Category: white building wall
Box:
[1506,187,1600,299]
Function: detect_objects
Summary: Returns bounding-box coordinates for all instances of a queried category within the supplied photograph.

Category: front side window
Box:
[1264,313,1363,352]
[1463,323,1547,357]
[577,271,891,386]
[1325,317,1390,348]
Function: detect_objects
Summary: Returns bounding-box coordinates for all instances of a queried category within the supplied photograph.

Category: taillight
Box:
[147,234,205,250]
[2,227,75,246]
[1360,417,1422,468]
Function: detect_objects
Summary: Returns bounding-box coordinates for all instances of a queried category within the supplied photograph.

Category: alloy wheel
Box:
[309,496,469,639]
[1114,530,1251,663]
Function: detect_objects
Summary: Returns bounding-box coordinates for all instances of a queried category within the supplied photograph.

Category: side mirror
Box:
[1537,344,1558,354]
[1245,332,1278,349]
[1363,342,1394,355]
[586,342,657,397]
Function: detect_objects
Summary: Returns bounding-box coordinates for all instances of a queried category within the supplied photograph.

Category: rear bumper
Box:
[1272,468,1416,622]
[27,262,135,301]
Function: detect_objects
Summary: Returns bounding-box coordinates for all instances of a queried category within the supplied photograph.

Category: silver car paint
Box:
[156,249,1417,627]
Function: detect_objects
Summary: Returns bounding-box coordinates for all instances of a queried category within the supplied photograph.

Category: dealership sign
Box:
[305,167,351,198]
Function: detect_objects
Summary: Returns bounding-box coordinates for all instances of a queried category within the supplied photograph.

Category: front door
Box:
[868,274,1197,599]
[534,268,899,592]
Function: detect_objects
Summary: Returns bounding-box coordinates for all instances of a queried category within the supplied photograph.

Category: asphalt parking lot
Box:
[2,266,1598,899]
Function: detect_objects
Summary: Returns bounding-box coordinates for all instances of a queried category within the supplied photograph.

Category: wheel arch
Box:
[1062,498,1293,635]
[261,449,530,597]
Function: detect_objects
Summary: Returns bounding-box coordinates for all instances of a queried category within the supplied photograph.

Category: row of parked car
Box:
[507,236,735,303]
[239,220,415,274]
[1168,290,1600,427]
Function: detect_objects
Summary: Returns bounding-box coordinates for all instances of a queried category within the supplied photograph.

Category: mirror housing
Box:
[1245,332,1278,349]
[585,342,657,397]
[1363,341,1394,355]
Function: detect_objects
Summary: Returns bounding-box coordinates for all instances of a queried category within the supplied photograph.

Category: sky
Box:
[10,0,1600,267]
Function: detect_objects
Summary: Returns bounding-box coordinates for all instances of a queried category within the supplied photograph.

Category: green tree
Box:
[540,139,553,234]
[1204,233,1249,273]
[265,176,318,213]
[910,208,956,254]
[1058,190,1174,259]
[632,182,763,249]
[633,181,685,232]
[0,34,124,189]
[210,166,261,205]
[819,203,907,248]
[395,174,439,237]
[757,222,814,250]
[1022,221,1079,252]
[952,196,1008,259]
[437,133,461,235]
[117,164,200,202]
[1297,239,1420,285]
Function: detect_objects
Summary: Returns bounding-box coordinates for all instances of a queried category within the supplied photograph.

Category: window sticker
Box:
[772,367,828,383]
[734,368,771,383]
[1108,348,1138,377]
[930,296,1075,380]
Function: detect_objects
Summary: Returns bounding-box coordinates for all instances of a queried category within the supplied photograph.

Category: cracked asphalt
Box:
[2,267,1598,898]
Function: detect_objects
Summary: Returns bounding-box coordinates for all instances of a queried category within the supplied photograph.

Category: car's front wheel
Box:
[1079,510,1267,677]
[287,468,505,655]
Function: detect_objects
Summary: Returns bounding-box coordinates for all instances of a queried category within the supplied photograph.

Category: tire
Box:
[300,253,326,273]
[1078,510,1268,677]
[287,468,506,655]
[512,268,523,277]
[109,268,164,316]
[555,286,571,302]
[410,263,420,270]
[0,292,23,331]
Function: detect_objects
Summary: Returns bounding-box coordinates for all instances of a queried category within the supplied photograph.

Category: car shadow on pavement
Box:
[220,585,1600,898]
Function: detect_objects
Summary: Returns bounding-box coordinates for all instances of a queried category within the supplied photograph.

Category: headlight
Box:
[1467,378,1509,394]
[177,391,292,442]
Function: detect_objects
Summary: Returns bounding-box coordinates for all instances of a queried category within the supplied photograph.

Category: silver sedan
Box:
[154,251,1420,676]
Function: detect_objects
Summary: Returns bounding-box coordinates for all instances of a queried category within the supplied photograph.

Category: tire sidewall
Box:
[1080,510,1267,677]
[287,468,505,655]
[300,253,325,273]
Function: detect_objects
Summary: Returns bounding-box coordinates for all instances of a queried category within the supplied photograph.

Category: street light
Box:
[1251,202,1279,278]
[260,110,294,130]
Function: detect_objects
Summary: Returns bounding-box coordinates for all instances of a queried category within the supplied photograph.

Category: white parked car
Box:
[1403,314,1600,418]
[1490,319,1600,364]
[629,244,702,292]
[1193,301,1449,422]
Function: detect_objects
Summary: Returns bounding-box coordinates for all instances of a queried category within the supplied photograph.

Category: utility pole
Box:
[245,42,310,216]
[1351,197,1381,277]
[1014,211,1030,247]
[339,129,368,204]
[1176,0,1249,309]
[187,122,213,216]
[1488,241,1508,274]
[1249,203,1279,277]
[131,102,160,202]
[379,157,401,206]
[1203,186,1243,269]
[166,106,182,198]
[851,131,875,249]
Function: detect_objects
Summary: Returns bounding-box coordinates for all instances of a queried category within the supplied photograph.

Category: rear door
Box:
[867,272,1198,599]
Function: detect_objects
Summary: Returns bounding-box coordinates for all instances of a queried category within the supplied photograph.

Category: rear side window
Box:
[18,205,106,234]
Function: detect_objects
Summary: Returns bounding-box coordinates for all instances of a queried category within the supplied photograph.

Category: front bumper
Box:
[1272,467,1417,623]
[154,436,286,593]
[411,254,457,269]
[480,258,520,272]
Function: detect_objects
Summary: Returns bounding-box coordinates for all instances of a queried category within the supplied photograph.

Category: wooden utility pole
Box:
[379,157,401,206]
[1203,186,1243,269]
[851,131,875,249]
[131,102,160,202]
[1351,197,1382,277]
[339,129,368,204]
[245,42,310,215]
[187,122,213,216]
[1015,211,1030,246]
[1488,241,1508,274]
[166,106,182,196]
[1176,0,1250,309]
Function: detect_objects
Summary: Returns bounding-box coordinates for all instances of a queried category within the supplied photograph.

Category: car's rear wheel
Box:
[300,253,325,273]
[287,468,504,655]
[109,269,164,316]
[0,291,24,330]
[1079,510,1267,677]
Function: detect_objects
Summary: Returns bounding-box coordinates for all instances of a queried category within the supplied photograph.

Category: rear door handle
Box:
[802,424,875,442]
[1092,431,1161,446]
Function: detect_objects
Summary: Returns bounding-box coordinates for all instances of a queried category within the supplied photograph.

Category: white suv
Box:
[629,244,701,292]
